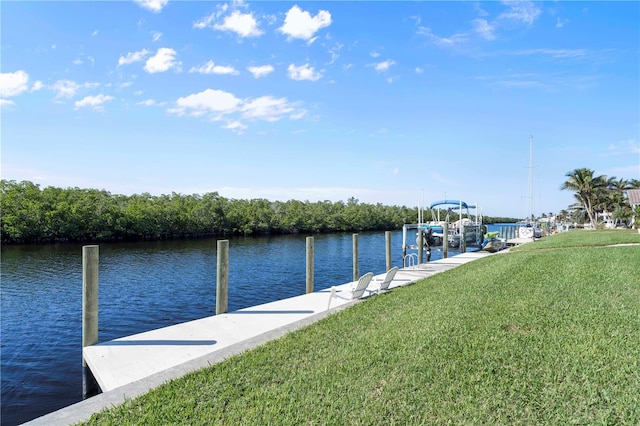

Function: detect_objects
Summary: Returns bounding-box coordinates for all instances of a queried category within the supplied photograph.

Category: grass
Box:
[80,230,640,425]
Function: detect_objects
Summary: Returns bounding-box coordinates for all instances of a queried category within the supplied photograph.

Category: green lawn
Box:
[81,230,640,425]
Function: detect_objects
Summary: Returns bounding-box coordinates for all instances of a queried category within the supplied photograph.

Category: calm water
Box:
[4,230,450,425]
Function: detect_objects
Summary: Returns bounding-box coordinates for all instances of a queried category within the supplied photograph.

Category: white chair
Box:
[370,267,398,294]
[327,272,374,309]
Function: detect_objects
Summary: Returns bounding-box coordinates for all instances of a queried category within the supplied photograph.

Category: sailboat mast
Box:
[529,135,533,221]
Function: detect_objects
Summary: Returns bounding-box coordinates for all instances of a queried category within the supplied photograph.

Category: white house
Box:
[626,189,640,228]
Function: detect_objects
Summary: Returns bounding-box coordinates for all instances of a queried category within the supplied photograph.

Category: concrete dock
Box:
[25,250,492,425]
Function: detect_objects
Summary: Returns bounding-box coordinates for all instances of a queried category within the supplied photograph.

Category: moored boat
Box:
[402,199,484,266]
[481,231,506,253]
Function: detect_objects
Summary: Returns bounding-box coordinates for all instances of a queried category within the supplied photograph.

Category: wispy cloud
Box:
[417,26,469,47]
[189,60,239,75]
[499,1,541,25]
[51,80,81,98]
[605,139,640,156]
[513,48,586,59]
[473,18,496,41]
[118,49,150,66]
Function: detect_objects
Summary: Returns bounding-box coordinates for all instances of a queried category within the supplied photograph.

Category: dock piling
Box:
[385,231,392,271]
[461,226,467,253]
[352,234,359,281]
[216,240,229,315]
[443,219,449,259]
[306,236,314,294]
[82,245,100,398]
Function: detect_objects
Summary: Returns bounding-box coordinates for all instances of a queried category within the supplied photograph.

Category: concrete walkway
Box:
[24,250,492,425]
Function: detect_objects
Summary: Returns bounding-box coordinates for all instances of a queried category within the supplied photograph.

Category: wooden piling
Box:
[385,231,392,271]
[443,220,449,259]
[352,234,359,282]
[216,240,229,315]
[82,245,100,398]
[417,230,423,264]
[306,236,314,294]
[461,226,467,253]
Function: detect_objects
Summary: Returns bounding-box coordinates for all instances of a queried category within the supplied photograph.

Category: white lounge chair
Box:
[370,267,398,294]
[327,272,374,309]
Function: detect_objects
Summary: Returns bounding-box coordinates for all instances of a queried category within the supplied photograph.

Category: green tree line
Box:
[0,180,523,244]
[0,180,412,243]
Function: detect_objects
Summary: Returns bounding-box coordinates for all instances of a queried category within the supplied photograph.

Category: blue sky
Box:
[2,1,639,218]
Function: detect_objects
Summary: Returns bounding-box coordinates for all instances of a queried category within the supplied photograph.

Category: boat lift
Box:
[402,200,484,267]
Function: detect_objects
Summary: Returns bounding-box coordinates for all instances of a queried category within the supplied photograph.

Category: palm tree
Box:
[560,168,606,228]
[628,179,640,189]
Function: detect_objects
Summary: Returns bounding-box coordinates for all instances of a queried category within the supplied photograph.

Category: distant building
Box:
[627,189,640,209]
[626,189,640,229]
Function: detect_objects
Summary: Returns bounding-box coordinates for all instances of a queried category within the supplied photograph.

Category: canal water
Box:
[1,228,488,425]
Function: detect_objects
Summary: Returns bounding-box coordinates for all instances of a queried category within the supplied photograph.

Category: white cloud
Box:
[134,0,168,13]
[31,80,44,91]
[118,49,150,66]
[151,31,162,41]
[224,120,247,133]
[473,19,496,41]
[0,99,16,107]
[0,70,29,98]
[279,5,331,41]
[374,60,395,73]
[168,88,306,130]
[137,99,166,107]
[287,63,322,81]
[51,80,81,98]
[214,10,263,38]
[144,48,180,73]
[74,94,114,111]
[92,30,98,36]
[247,65,274,78]
[169,89,241,116]
[499,1,541,25]
[415,67,424,74]
[370,51,380,58]
[241,96,295,122]
[189,60,239,75]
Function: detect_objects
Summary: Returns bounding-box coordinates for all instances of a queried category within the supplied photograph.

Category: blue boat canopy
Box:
[429,200,470,209]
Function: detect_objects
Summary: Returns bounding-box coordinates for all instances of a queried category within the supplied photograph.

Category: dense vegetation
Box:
[0,180,521,244]
[560,168,639,228]
[80,230,640,425]
[0,180,402,243]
